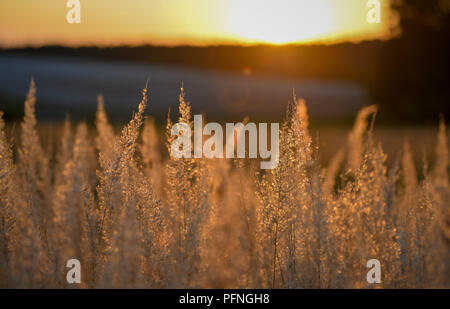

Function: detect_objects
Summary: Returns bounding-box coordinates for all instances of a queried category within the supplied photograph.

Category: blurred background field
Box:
[0,51,369,122]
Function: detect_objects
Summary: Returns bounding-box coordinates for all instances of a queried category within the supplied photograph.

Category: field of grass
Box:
[0,80,448,288]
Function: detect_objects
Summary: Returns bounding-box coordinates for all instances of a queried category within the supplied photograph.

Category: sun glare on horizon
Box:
[227,0,334,44]
[226,0,394,45]
[0,0,394,47]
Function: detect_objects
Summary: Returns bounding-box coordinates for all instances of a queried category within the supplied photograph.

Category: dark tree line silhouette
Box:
[370,0,450,121]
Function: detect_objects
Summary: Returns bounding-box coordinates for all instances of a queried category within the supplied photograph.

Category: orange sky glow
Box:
[0,0,399,47]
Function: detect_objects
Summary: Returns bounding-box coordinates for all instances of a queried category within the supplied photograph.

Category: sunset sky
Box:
[0,0,398,47]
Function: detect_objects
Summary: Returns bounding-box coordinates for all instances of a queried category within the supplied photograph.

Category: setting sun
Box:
[227,0,334,44]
